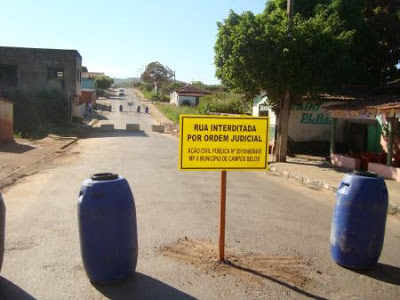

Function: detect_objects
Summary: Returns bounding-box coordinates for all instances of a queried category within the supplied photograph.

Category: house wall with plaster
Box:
[0,98,13,144]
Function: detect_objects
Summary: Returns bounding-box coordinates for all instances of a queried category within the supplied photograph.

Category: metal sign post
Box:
[219,170,227,261]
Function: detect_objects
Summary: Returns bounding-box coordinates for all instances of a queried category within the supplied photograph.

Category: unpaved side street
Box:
[0,136,78,190]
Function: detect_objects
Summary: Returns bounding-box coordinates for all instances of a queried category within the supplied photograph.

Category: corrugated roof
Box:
[325,95,400,112]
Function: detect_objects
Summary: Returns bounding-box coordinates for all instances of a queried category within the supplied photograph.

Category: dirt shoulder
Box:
[0,136,77,190]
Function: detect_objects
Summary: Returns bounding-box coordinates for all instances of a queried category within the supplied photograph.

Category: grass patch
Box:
[155,92,250,123]
[140,89,154,100]
[155,103,199,123]
[141,90,169,102]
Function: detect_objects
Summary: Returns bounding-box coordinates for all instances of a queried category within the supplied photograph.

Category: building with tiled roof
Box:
[170,85,210,106]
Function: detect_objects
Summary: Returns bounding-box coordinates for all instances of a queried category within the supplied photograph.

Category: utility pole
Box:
[276,0,294,162]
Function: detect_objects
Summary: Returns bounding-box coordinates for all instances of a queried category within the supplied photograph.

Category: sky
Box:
[1,1,266,84]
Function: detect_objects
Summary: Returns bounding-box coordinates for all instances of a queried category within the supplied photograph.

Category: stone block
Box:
[126,124,140,131]
[100,124,114,131]
[152,125,165,133]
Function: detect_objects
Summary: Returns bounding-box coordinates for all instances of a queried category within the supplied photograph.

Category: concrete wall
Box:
[368,162,400,182]
[252,99,345,143]
[331,153,361,170]
[0,98,13,144]
[0,46,82,118]
[81,90,96,105]
[290,101,345,142]
[170,91,178,105]
[73,102,86,118]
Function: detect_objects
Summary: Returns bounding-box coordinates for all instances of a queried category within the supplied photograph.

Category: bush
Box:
[150,93,169,102]
[155,103,198,123]
[94,76,114,89]
[198,96,245,114]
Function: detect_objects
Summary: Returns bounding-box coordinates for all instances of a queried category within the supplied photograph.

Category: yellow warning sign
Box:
[179,115,269,170]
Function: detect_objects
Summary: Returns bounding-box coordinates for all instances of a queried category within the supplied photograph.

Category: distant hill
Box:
[113,77,138,84]
[113,77,139,88]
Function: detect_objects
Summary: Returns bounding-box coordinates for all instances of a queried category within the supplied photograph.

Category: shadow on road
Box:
[0,141,36,154]
[357,263,400,286]
[85,111,109,121]
[93,272,197,300]
[228,261,328,300]
[0,276,37,300]
[81,130,149,139]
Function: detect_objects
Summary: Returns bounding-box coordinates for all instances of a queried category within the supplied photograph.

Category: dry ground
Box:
[160,238,312,289]
[0,136,76,190]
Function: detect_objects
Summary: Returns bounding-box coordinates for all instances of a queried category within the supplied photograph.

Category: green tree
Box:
[164,81,184,94]
[339,0,400,84]
[94,76,114,89]
[141,62,174,93]
[214,0,400,162]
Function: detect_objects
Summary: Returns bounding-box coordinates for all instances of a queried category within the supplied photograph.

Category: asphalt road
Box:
[1,94,400,299]
[95,89,155,132]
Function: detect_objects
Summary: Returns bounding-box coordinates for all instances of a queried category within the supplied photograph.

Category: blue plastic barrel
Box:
[330,171,388,269]
[0,192,5,272]
[78,173,138,283]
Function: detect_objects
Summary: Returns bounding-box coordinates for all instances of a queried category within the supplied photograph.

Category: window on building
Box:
[48,68,64,79]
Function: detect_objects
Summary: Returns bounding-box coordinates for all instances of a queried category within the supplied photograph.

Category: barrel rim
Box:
[90,173,119,181]
[352,170,378,178]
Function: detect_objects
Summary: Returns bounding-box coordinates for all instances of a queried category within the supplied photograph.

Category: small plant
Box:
[13,131,23,139]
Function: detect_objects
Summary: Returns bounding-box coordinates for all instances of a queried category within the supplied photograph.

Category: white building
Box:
[253,95,277,144]
[170,85,209,106]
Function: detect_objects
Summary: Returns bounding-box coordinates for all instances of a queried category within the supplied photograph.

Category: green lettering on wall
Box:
[292,103,303,110]
[301,113,312,123]
[304,102,314,111]
[312,104,321,111]
[316,114,325,122]
[300,113,332,124]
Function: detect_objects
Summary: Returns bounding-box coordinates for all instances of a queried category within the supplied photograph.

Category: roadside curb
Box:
[60,137,78,150]
[48,135,78,150]
[268,165,400,218]
[268,165,338,192]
